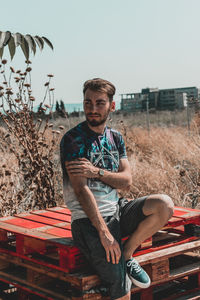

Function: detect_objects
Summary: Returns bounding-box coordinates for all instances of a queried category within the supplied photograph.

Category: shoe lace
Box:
[127,259,141,274]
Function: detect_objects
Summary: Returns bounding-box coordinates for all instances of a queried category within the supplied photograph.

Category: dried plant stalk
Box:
[0,60,62,215]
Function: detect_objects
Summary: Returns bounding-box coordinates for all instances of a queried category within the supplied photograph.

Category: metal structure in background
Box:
[120,86,199,112]
[120,88,200,134]
[146,94,150,134]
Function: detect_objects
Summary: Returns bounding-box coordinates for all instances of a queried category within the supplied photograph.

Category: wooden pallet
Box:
[0,250,199,299]
[0,206,199,272]
[0,207,86,273]
[0,206,198,299]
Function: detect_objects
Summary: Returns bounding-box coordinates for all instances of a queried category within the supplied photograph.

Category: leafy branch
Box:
[0,31,53,60]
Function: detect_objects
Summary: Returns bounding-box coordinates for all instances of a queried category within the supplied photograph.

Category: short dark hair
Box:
[83,78,116,102]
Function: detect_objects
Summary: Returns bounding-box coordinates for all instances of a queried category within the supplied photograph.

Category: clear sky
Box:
[1,0,200,105]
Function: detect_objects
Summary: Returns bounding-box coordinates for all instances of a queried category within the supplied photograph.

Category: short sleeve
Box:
[112,130,127,159]
[118,134,127,159]
[60,131,86,164]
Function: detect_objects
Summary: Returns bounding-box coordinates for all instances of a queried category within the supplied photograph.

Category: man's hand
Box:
[66,159,121,264]
[65,158,99,178]
[99,230,121,264]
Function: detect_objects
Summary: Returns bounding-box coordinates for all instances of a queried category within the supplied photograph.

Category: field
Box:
[0,109,200,216]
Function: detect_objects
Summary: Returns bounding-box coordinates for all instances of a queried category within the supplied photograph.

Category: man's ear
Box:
[110,101,115,112]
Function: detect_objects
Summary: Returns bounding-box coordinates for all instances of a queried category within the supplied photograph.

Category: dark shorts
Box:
[71,196,147,299]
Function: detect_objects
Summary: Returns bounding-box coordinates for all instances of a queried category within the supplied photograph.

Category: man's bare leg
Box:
[123,194,174,260]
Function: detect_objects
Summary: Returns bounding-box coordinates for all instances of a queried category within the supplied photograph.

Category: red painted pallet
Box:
[0,206,198,273]
[0,206,198,299]
[0,249,199,299]
[0,206,85,273]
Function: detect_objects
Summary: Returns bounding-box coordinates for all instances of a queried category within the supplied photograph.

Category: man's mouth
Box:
[88,115,100,118]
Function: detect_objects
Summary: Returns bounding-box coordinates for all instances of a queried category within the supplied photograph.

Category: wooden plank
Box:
[14,215,72,233]
[0,273,71,299]
[167,216,183,223]
[2,217,73,239]
[152,231,182,243]
[16,235,48,255]
[0,267,71,300]
[175,206,200,213]
[31,210,71,222]
[0,248,83,285]
[140,236,152,248]
[0,229,7,242]
[134,235,198,257]
[0,258,9,270]
[147,259,170,281]
[166,216,200,228]
[27,268,52,286]
[140,287,153,300]
[173,208,189,216]
[3,217,48,229]
[15,213,71,228]
[0,221,74,246]
[46,207,71,215]
[46,227,72,238]
[177,211,200,219]
[165,207,200,228]
[136,239,200,265]
[150,276,200,300]
[0,278,49,300]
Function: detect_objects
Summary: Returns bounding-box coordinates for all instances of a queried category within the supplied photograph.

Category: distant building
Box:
[120,86,200,112]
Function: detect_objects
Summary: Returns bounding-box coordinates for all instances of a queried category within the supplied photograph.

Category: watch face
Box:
[99,169,104,176]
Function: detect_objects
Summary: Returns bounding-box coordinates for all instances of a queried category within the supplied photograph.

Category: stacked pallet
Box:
[0,206,198,299]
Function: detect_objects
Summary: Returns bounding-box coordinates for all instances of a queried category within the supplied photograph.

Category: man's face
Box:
[84,89,115,127]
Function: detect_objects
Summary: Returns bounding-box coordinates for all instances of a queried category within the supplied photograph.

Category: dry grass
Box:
[49,113,200,210]
[1,107,200,215]
[120,125,200,208]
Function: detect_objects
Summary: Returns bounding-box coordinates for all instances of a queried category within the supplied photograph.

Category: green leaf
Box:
[8,36,16,60]
[42,36,54,50]
[25,34,36,55]
[20,35,29,60]
[0,31,53,60]
[13,32,22,47]
[34,35,44,50]
[0,31,6,48]
[0,47,4,59]
[3,31,11,46]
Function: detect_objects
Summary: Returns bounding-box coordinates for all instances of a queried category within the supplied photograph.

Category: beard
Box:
[86,113,109,127]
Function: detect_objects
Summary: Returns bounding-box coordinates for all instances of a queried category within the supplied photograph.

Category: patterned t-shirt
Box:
[60,121,127,221]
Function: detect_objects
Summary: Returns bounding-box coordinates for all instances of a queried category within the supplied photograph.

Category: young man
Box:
[60,78,174,300]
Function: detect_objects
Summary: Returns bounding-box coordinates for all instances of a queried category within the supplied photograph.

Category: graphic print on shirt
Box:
[87,135,119,194]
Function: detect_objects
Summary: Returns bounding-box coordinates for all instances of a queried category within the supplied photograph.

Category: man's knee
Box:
[155,194,174,220]
[144,194,174,220]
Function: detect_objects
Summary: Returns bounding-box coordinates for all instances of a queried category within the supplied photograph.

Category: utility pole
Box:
[146,95,150,134]
[186,97,191,135]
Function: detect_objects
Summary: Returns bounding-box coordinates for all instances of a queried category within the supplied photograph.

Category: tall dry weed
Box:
[0,60,63,215]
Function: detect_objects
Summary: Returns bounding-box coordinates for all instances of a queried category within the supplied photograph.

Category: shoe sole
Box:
[129,276,151,289]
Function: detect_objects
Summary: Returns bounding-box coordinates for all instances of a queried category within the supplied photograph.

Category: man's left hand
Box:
[65,158,99,178]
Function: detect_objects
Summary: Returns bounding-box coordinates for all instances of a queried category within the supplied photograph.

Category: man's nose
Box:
[89,104,98,112]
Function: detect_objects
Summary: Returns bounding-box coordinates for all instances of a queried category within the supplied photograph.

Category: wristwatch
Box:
[98,168,104,177]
